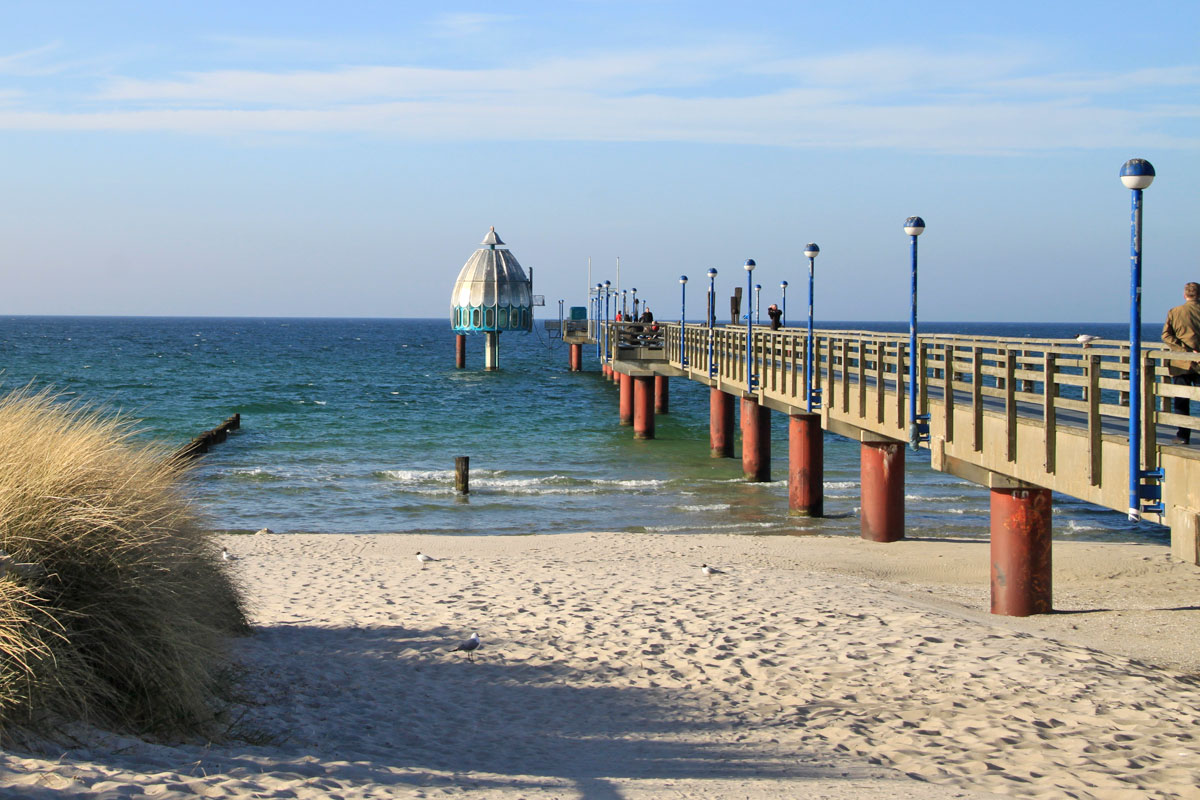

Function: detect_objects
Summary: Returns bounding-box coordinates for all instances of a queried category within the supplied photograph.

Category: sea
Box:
[0,316,1169,544]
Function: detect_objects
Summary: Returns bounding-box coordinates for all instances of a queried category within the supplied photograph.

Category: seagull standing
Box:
[1075,334,1099,348]
[416,551,439,566]
[701,563,724,576]
[451,632,481,661]
[221,547,237,561]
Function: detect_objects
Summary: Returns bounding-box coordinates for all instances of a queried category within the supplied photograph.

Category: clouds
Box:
[0,39,1195,153]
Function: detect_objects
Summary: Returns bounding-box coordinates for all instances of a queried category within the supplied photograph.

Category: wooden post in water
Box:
[455,456,470,495]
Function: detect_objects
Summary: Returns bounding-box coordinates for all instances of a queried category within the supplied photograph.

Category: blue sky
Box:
[0,1,1196,321]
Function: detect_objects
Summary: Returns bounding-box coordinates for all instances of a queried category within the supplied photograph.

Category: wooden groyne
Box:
[177,414,241,458]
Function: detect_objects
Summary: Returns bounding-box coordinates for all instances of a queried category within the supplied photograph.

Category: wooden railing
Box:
[608,322,1200,559]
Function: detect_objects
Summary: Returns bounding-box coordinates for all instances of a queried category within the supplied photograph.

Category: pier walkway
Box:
[600,321,1200,570]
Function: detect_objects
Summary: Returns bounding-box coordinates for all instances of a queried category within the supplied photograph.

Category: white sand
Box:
[4,531,1200,799]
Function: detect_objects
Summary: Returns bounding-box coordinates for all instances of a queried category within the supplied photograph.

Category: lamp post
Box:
[708,268,718,378]
[904,216,927,450]
[1121,158,1156,522]
[745,259,757,390]
[804,243,820,413]
[621,289,628,320]
[603,280,611,366]
[754,284,762,325]
[632,288,639,320]
[679,275,689,367]
[594,283,603,361]
[780,281,788,327]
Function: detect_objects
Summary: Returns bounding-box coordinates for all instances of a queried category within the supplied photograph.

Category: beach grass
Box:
[0,388,247,739]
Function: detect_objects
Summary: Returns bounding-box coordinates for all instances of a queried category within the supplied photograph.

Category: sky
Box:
[0,1,1196,322]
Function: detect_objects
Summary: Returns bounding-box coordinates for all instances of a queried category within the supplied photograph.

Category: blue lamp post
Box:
[603,280,611,365]
[745,259,757,390]
[621,289,627,320]
[904,217,928,450]
[755,284,762,325]
[595,283,603,360]
[804,243,820,413]
[780,281,788,327]
[707,268,718,378]
[679,275,689,366]
[1121,157,1157,521]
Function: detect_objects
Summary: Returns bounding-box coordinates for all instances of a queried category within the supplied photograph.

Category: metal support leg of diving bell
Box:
[990,487,1052,616]
[788,414,824,517]
[860,441,904,542]
[484,331,499,371]
[633,376,655,439]
[455,334,466,369]
[710,388,734,458]
[740,396,771,482]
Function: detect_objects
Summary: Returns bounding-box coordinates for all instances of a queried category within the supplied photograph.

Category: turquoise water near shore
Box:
[0,316,1165,543]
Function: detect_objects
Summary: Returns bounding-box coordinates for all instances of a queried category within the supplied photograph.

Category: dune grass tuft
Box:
[0,388,248,739]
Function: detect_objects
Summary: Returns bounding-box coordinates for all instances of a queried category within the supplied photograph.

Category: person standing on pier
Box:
[1162,281,1200,444]
[767,304,782,330]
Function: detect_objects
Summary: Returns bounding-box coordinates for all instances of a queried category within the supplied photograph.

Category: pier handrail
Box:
[621,321,1200,534]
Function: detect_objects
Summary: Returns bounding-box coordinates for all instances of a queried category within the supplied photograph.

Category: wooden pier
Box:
[596,321,1200,582]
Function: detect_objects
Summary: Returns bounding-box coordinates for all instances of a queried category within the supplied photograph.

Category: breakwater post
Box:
[455,456,470,495]
[177,414,241,458]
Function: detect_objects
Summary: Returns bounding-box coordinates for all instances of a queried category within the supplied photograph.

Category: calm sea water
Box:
[0,316,1167,544]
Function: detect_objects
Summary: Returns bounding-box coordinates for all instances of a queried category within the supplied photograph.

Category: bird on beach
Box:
[416,551,439,566]
[1075,334,1100,347]
[221,548,237,561]
[451,632,481,661]
[700,563,724,576]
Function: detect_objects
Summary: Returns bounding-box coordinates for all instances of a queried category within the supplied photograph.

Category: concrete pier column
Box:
[710,388,735,458]
[860,440,904,542]
[633,376,655,439]
[455,334,466,369]
[655,376,669,414]
[484,331,499,371]
[740,396,771,482]
[569,342,582,372]
[990,488,1052,616]
[619,373,634,426]
[788,414,823,517]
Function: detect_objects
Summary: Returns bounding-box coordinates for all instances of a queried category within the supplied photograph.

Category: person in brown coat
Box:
[1162,281,1200,444]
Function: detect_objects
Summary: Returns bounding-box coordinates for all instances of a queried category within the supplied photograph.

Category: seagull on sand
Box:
[221,547,237,561]
[700,563,724,576]
[1075,334,1100,347]
[416,551,439,566]
[451,632,481,661]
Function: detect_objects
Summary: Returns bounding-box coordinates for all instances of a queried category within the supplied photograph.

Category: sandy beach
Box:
[4,530,1200,799]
